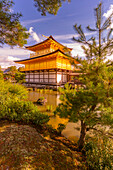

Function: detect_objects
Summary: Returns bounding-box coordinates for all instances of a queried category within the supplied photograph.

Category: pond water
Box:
[28,90,80,142]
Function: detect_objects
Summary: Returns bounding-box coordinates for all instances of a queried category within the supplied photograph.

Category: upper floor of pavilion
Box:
[25,35,72,58]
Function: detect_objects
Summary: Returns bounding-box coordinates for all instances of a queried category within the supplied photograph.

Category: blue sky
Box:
[0,0,113,68]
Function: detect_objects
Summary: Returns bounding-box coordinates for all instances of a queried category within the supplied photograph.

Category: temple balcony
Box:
[30,52,38,58]
[30,49,55,58]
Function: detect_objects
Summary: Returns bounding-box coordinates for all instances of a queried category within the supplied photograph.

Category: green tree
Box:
[55,3,113,150]
[34,0,70,16]
[0,66,3,79]
[0,66,3,75]
[8,66,17,75]
[0,0,29,47]
[0,0,71,47]
[15,72,25,84]
[0,79,49,125]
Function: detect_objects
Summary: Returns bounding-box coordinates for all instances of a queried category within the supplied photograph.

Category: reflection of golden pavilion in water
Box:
[15,36,79,89]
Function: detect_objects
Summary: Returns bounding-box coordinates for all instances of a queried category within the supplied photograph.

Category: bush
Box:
[84,136,113,170]
[14,72,25,83]
[0,98,49,125]
[0,80,28,99]
[0,80,49,126]
[57,123,66,134]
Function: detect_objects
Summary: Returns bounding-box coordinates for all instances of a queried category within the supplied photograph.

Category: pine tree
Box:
[0,0,29,47]
[55,3,113,150]
[34,0,70,16]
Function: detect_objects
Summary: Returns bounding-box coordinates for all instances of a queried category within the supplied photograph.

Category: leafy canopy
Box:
[0,79,49,125]
[0,0,29,47]
[34,0,71,16]
[55,3,113,150]
[0,0,71,46]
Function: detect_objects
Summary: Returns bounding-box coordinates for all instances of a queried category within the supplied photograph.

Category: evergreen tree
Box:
[55,3,113,150]
[0,0,71,47]
[15,72,25,84]
[0,0,29,47]
[34,0,70,16]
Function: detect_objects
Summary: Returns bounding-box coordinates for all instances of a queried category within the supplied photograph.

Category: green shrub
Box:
[0,73,3,79]
[0,80,28,99]
[0,98,49,125]
[14,72,25,83]
[0,80,49,126]
[46,105,53,112]
[84,136,113,170]
[57,123,66,134]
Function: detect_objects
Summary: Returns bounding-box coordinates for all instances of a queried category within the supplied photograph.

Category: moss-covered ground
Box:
[0,120,86,170]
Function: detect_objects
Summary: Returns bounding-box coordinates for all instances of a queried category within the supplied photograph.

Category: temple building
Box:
[15,36,79,89]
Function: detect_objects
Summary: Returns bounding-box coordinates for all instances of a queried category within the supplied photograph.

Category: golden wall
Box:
[21,55,74,71]
[56,57,72,70]
[23,58,56,71]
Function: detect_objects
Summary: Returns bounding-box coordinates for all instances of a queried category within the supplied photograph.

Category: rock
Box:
[37,97,47,105]
[0,122,86,169]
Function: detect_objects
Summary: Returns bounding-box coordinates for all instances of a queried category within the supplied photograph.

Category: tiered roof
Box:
[25,35,72,52]
[15,36,78,65]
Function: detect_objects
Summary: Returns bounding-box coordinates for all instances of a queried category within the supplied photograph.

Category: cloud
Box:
[53,32,95,42]
[28,27,41,43]
[0,28,42,68]
[103,5,113,35]
[62,42,85,57]
[0,46,30,57]
[53,33,96,57]
[0,55,24,68]
[21,18,52,26]
[53,34,77,41]
[103,5,113,18]
[0,46,30,68]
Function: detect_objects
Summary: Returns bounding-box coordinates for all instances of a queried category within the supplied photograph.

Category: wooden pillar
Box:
[39,71,40,83]
[33,71,35,83]
[43,71,44,83]
[56,69,57,83]
[28,71,30,83]
[62,71,63,83]
[48,70,49,83]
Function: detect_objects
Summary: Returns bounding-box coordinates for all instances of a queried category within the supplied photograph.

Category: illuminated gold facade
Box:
[15,36,78,89]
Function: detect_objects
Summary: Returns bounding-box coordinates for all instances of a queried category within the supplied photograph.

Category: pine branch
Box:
[73,24,86,41]
[107,29,113,41]
[95,3,102,29]
[101,13,113,31]
[86,26,97,32]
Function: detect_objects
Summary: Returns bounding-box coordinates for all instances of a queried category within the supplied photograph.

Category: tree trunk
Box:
[78,120,86,151]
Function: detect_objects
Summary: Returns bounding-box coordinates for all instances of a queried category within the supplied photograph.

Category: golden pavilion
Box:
[15,36,79,89]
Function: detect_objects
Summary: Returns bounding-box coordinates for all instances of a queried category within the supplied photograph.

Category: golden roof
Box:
[25,35,72,52]
[15,49,78,64]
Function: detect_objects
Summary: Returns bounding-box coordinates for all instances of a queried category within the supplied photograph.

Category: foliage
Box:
[46,105,53,112]
[0,66,4,79]
[55,83,113,149]
[84,135,113,170]
[57,123,66,134]
[0,73,3,79]
[7,66,17,74]
[15,72,25,83]
[0,99,49,125]
[0,80,49,125]
[0,0,29,47]
[0,0,71,47]
[0,66,3,73]
[0,79,28,99]
[72,3,113,60]
[34,0,71,16]
[55,3,113,150]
